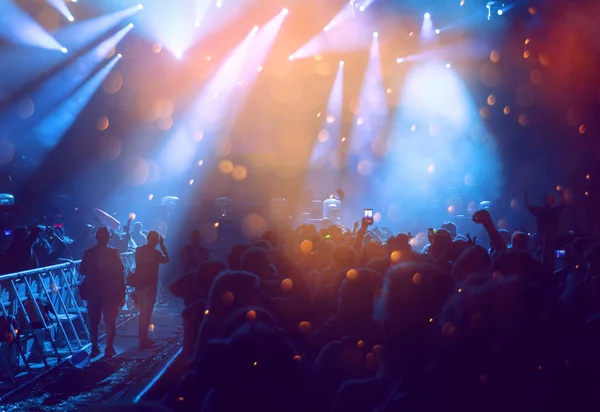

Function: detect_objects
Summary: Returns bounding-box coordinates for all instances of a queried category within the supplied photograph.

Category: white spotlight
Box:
[340,61,344,66]
[424,12,431,19]
[128,23,135,29]
[61,47,68,53]
[324,26,329,32]
[397,58,405,63]
[359,6,365,12]
[373,32,378,37]
[194,21,200,27]
[288,55,294,61]
[137,3,143,10]
[282,8,289,15]
[253,25,259,32]
[497,9,503,15]
[117,53,123,59]
[446,63,452,68]
[435,29,440,34]
[67,15,74,22]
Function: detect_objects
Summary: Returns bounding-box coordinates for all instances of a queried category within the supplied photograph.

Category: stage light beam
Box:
[159,26,259,176]
[0,24,133,151]
[47,0,76,23]
[421,12,435,42]
[28,54,122,164]
[0,0,67,51]
[345,32,388,209]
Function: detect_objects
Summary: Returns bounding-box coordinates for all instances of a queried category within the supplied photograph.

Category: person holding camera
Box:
[133,230,169,350]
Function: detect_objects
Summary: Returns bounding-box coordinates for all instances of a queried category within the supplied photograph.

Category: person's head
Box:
[253,239,273,252]
[429,229,452,259]
[205,322,306,412]
[240,247,273,280]
[375,261,454,375]
[132,222,142,234]
[258,229,280,248]
[427,277,564,412]
[327,225,343,243]
[498,229,511,245]
[366,256,391,276]
[205,271,264,317]
[510,231,530,251]
[218,306,279,338]
[331,244,359,269]
[190,229,201,243]
[338,268,383,321]
[361,242,386,265]
[441,222,457,239]
[300,224,318,240]
[194,271,265,360]
[147,230,160,246]
[95,227,111,246]
[545,193,556,207]
[307,240,335,270]
[195,260,227,298]
[227,244,251,270]
[490,249,545,281]
[452,246,491,283]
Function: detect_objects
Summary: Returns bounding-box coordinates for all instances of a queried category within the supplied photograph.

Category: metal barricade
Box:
[0,253,137,387]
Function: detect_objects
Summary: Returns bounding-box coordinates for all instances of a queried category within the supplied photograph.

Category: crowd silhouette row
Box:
[108,192,600,412]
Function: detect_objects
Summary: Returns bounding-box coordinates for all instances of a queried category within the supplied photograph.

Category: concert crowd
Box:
[4,191,600,412]
[117,192,600,411]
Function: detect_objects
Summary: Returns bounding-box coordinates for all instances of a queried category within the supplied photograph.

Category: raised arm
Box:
[473,210,507,255]
[352,217,372,252]
[158,236,169,264]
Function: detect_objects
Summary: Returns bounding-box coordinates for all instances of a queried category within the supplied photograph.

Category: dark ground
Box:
[1,303,183,412]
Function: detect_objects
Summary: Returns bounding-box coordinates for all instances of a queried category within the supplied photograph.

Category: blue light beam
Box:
[374,61,503,230]
[47,0,75,22]
[421,13,436,42]
[30,54,122,161]
[54,4,143,54]
[2,24,133,147]
[0,0,66,50]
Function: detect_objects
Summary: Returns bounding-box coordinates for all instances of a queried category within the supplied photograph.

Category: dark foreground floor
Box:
[1,303,183,412]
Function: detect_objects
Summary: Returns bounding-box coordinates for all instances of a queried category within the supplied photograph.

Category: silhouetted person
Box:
[6,226,42,273]
[131,222,147,248]
[525,191,565,234]
[135,230,169,349]
[181,229,210,274]
[79,227,125,358]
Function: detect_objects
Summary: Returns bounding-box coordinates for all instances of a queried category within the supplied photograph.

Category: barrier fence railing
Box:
[0,253,137,388]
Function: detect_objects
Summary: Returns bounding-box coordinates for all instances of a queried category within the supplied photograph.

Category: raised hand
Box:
[361,217,373,229]
[466,233,477,246]
[472,209,493,226]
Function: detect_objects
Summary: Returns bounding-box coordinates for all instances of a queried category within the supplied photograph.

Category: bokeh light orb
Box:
[231,165,248,181]
[0,138,15,165]
[218,159,234,174]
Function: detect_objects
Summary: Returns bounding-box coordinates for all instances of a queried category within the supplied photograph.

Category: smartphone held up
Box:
[364,209,374,224]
